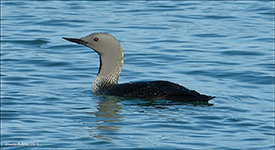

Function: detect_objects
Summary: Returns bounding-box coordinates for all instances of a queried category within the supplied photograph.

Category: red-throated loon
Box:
[63,33,215,102]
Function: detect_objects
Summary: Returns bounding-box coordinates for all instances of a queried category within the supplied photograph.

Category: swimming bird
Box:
[63,33,215,102]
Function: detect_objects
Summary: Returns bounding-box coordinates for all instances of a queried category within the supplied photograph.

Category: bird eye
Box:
[94,37,99,42]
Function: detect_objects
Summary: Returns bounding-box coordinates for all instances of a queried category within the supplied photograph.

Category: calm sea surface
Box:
[1,1,274,149]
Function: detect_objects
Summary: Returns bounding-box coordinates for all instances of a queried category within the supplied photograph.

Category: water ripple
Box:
[221,50,265,56]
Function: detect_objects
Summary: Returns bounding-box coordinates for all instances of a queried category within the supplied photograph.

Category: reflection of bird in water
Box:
[96,98,122,121]
[92,97,123,141]
[63,33,215,102]
[95,98,123,131]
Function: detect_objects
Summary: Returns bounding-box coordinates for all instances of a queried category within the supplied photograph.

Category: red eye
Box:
[94,37,99,42]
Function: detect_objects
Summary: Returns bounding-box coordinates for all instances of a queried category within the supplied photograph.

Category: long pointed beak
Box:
[62,37,87,45]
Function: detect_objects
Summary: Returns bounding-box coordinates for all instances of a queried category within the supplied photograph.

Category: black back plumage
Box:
[104,80,214,102]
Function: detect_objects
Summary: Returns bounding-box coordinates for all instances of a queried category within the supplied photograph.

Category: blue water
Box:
[1,1,274,149]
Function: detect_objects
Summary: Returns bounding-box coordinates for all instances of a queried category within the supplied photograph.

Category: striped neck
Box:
[92,50,124,94]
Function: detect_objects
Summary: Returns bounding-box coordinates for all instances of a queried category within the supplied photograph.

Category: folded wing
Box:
[104,80,214,102]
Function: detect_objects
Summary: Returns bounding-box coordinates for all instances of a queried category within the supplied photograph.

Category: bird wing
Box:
[104,80,213,102]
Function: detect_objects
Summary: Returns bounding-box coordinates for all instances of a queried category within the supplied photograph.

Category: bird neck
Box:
[92,50,124,94]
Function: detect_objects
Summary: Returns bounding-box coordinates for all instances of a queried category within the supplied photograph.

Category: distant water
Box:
[1,1,274,149]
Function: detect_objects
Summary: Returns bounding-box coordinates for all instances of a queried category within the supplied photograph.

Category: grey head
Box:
[63,33,124,93]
